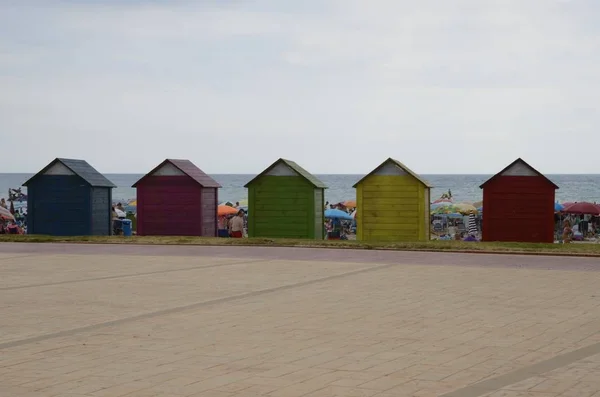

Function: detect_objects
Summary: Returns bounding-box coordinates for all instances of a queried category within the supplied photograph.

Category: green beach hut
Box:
[245,159,327,239]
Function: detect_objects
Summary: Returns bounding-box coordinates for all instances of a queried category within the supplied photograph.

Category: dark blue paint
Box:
[26,176,112,236]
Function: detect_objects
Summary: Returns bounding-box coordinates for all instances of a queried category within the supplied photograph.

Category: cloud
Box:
[1,0,599,174]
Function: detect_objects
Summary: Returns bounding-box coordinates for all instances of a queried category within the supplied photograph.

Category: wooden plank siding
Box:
[357,175,428,242]
[90,187,111,236]
[201,187,218,237]
[137,176,203,236]
[27,175,91,236]
[248,176,317,239]
[482,176,555,243]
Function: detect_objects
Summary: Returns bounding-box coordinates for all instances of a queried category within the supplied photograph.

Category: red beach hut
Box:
[480,158,558,243]
[132,159,221,236]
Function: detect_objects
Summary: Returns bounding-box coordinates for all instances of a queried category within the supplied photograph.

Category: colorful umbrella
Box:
[455,203,478,214]
[343,200,356,208]
[128,200,137,207]
[324,209,353,220]
[562,202,600,215]
[432,205,461,215]
[432,198,453,204]
[472,200,483,208]
[0,206,15,221]
[218,205,239,216]
[554,202,564,212]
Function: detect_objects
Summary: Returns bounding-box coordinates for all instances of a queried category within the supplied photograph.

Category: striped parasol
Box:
[0,206,15,221]
[467,213,477,236]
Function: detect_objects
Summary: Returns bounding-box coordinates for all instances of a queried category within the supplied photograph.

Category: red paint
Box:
[133,159,221,237]
[482,176,556,243]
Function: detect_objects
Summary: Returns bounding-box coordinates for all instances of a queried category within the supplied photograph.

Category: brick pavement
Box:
[0,245,599,396]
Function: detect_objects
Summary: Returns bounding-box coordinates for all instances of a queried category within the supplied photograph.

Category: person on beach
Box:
[228,210,244,238]
[562,220,573,243]
[0,198,6,209]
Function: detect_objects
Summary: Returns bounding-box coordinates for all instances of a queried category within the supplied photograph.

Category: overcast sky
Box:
[1,0,598,174]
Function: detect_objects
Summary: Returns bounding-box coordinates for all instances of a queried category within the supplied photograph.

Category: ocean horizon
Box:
[2,173,600,205]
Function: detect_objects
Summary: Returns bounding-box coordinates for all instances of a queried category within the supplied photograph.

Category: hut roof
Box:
[244,158,327,189]
[132,159,221,188]
[479,158,559,189]
[23,158,115,187]
[352,158,432,188]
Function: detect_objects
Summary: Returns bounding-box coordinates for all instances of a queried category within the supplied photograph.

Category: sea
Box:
[1,173,600,206]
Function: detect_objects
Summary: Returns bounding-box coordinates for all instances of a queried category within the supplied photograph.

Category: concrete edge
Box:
[2,240,600,258]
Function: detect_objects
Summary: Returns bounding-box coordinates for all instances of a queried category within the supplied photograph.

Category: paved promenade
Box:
[1,243,599,397]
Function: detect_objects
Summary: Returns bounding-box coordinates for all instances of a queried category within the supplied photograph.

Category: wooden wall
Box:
[357,174,429,242]
[248,176,318,239]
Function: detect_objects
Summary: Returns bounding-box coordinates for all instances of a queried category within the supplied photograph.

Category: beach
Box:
[2,173,600,205]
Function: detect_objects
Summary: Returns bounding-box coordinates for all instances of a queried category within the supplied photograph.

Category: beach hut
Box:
[480,158,558,243]
[132,159,221,236]
[245,159,327,239]
[353,158,432,242]
[23,158,115,236]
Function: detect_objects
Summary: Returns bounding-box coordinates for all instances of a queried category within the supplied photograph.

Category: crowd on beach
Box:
[4,190,600,244]
[0,197,26,234]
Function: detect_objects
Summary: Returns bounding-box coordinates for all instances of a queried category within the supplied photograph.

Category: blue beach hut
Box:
[23,158,115,236]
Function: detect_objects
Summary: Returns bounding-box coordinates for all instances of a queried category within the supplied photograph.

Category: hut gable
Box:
[480,158,558,189]
[151,162,186,176]
[353,158,432,188]
[44,162,75,175]
[132,159,221,188]
[372,162,408,176]
[265,162,299,176]
[23,158,115,187]
[244,158,327,188]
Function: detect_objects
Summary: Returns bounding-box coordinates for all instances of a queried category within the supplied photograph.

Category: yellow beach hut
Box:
[353,158,432,242]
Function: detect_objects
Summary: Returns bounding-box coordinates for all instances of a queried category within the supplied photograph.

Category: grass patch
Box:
[1,235,600,256]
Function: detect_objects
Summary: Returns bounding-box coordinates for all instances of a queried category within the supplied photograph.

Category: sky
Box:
[1,0,599,174]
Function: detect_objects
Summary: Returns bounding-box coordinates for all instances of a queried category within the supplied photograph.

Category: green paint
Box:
[247,176,325,239]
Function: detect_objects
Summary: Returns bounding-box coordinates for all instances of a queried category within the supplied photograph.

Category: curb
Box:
[2,240,600,258]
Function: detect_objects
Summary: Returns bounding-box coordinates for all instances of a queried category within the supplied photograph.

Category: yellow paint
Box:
[356,175,429,242]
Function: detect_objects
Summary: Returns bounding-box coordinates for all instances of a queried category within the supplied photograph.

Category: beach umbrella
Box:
[554,202,564,212]
[324,209,353,220]
[472,200,483,208]
[343,200,356,208]
[128,200,137,207]
[432,198,453,204]
[562,202,600,215]
[432,205,460,215]
[0,206,15,221]
[218,205,239,216]
[455,203,478,215]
